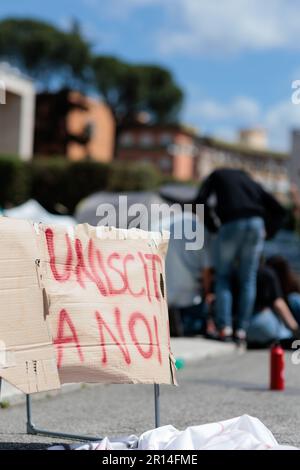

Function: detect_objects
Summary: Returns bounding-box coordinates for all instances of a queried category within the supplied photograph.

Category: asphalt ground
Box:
[0,349,299,449]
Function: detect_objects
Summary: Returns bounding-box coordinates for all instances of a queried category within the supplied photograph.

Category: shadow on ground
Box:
[0,442,51,450]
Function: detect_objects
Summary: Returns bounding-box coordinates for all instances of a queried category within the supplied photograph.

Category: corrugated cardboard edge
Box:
[0,218,61,394]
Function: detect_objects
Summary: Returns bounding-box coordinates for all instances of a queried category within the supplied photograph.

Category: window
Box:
[141,156,151,164]
[160,133,173,146]
[159,157,172,171]
[120,132,133,146]
[139,132,154,147]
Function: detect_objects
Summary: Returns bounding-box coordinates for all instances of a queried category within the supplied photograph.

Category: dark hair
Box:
[266,255,300,297]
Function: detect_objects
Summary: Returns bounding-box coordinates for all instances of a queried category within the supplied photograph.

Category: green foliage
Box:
[0,18,91,89]
[31,158,110,213]
[108,161,162,192]
[137,65,183,123]
[0,16,184,154]
[61,160,111,213]
[92,56,184,127]
[92,56,132,122]
[30,158,67,213]
[0,156,30,208]
[34,159,163,212]
[0,400,10,409]
[0,156,164,214]
[0,17,184,121]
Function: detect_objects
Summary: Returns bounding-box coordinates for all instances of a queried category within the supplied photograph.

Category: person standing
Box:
[196,168,287,342]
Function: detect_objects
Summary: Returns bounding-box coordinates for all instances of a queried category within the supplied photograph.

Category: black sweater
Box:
[196,168,287,238]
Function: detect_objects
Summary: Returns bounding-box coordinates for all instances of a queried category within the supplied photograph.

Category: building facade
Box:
[34,90,115,162]
[238,128,268,150]
[118,124,290,202]
[0,63,35,159]
[118,124,198,180]
[197,136,290,202]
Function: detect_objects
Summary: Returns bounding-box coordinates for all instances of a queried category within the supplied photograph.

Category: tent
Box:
[159,183,199,203]
[75,190,182,230]
[4,199,75,227]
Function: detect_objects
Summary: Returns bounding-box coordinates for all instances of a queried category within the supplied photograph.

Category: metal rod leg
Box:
[25,385,161,441]
[154,384,160,428]
[26,394,103,441]
[26,394,35,434]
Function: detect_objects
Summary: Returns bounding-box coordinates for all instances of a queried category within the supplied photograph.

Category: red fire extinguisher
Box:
[270,342,285,391]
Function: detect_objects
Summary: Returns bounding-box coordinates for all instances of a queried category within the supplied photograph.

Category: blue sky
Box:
[1,0,300,150]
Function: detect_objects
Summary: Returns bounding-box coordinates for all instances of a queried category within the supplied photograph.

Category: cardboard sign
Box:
[38,224,176,385]
[0,219,176,393]
[0,218,60,394]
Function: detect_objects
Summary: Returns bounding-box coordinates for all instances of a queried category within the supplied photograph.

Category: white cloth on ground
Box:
[48,415,297,450]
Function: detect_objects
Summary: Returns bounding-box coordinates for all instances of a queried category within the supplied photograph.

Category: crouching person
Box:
[266,255,300,325]
[247,263,300,348]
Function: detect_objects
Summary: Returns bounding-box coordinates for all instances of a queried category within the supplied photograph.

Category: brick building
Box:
[118,124,198,180]
[118,124,290,202]
[197,135,290,202]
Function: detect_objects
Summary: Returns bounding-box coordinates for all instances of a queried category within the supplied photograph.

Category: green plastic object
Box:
[175,357,185,370]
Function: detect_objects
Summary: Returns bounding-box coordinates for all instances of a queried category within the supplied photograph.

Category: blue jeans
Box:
[288,292,300,324]
[215,217,265,331]
[247,309,292,344]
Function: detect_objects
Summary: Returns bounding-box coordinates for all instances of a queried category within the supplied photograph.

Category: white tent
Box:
[4,199,75,227]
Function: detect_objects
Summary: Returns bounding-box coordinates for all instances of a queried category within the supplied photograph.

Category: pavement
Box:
[0,337,235,403]
[1,339,300,450]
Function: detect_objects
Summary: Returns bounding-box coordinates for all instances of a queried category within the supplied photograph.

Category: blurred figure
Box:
[165,211,212,336]
[247,261,300,347]
[290,184,300,233]
[196,168,286,342]
[266,255,300,325]
[290,184,300,218]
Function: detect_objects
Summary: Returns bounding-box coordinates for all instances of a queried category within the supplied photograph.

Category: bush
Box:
[31,158,111,213]
[108,161,161,192]
[0,156,30,208]
[0,155,165,214]
[30,157,67,213]
[62,160,110,213]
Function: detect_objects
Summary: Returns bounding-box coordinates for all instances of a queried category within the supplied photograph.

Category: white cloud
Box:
[157,0,293,56]
[79,0,300,150]
[211,126,237,143]
[265,100,300,150]
[82,0,161,19]
[81,0,300,56]
[185,94,300,151]
[188,96,260,122]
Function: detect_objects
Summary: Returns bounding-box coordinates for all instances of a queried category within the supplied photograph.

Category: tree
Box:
[92,56,184,128]
[0,18,183,121]
[137,65,184,123]
[0,16,184,156]
[0,18,91,89]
